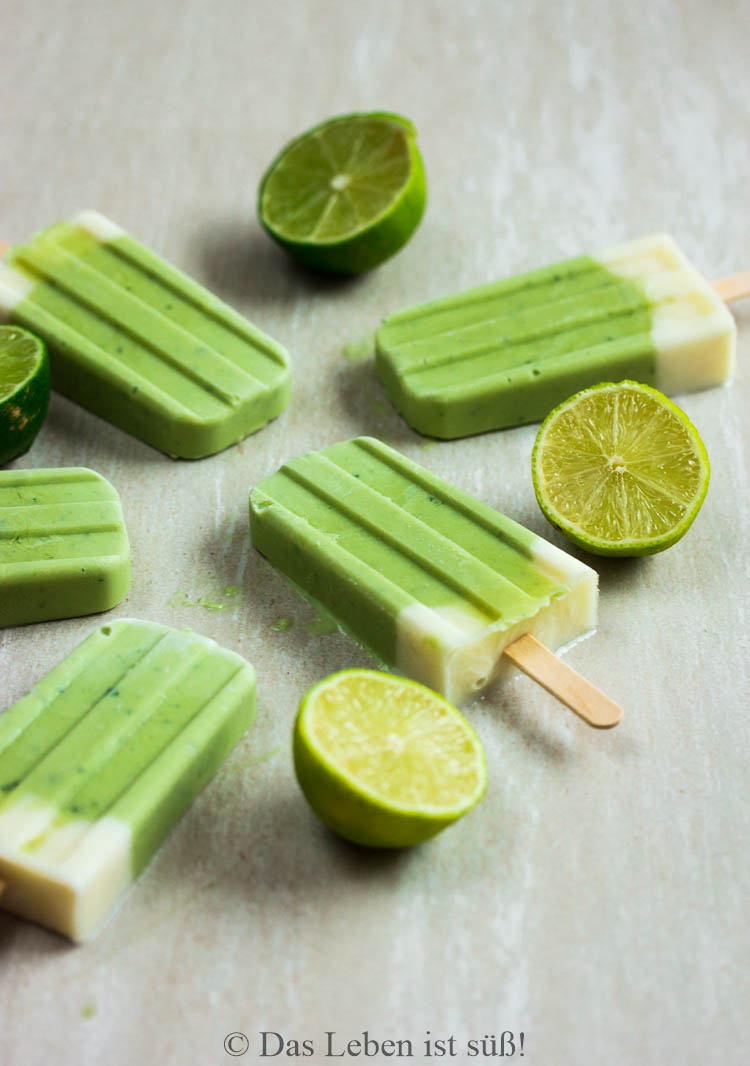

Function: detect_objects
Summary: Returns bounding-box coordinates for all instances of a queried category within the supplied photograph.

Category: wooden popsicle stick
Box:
[503,633,622,728]
[0,240,10,257]
[711,271,750,303]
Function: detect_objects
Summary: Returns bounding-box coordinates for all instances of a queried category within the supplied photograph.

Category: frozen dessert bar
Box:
[0,619,256,941]
[375,234,736,438]
[0,467,130,628]
[249,436,597,705]
[0,211,291,457]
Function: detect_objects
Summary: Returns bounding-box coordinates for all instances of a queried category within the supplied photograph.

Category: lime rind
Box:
[531,380,710,557]
[293,669,487,847]
[0,325,50,465]
[258,112,427,274]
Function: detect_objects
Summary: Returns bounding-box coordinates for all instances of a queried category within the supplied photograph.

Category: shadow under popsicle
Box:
[0,913,75,958]
[34,392,170,469]
[334,356,432,448]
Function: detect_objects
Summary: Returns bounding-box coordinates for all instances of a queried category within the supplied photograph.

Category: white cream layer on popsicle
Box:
[598,233,735,394]
[0,620,256,942]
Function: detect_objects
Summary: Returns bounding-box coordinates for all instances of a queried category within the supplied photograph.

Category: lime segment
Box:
[0,324,50,464]
[531,380,710,556]
[258,112,426,274]
[293,669,487,847]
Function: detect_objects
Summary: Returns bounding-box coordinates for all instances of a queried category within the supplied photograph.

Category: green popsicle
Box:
[0,619,256,941]
[0,467,130,628]
[375,234,735,438]
[0,212,291,458]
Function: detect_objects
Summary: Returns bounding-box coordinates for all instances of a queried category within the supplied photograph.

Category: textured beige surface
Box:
[1,1,749,1064]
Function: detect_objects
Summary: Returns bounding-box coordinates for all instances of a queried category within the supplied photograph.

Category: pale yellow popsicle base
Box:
[503,634,622,728]
[0,803,133,942]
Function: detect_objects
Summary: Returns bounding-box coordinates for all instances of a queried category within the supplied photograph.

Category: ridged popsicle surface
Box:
[250,436,597,702]
[0,466,130,627]
[375,235,735,438]
[0,212,291,457]
[0,618,256,940]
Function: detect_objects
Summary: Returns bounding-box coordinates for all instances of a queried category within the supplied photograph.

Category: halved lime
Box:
[531,381,710,556]
[0,325,50,464]
[258,112,427,274]
[293,669,487,847]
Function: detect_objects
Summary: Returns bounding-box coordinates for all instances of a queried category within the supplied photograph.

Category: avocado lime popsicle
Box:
[250,437,618,726]
[0,211,291,458]
[0,467,130,628]
[0,619,256,941]
[375,234,738,438]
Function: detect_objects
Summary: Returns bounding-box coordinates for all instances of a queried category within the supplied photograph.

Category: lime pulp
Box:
[293,669,487,847]
[531,380,710,556]
[258,112,427,274]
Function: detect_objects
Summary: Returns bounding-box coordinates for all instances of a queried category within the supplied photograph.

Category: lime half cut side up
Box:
[293,669,487,848]
[531,380,710,557]
[258,112,427,274]
[0,325,50,465]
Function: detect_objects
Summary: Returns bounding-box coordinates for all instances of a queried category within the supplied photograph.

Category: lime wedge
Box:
[258,112,427,274]
[293,669,487,847]
[531,380,710,556]
[0,325,50,464]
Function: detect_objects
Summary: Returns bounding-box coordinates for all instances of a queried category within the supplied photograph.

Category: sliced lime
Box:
[531,380,710,556]
[258,112,426,274]
[293,669,487,847]
[0,325,50,464]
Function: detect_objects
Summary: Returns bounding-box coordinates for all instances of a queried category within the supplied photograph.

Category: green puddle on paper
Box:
[305,616,337,636]
[342,333,394,418]
[343,333,374,362]
[270,614,338,636]
[215,746,282,780]
[80,1001,97,1019]
[169,587,338,637]
[168,585,240,611]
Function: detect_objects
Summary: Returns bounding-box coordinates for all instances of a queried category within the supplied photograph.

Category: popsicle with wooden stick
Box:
[375,234,748,439]
[250,436,621,728]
